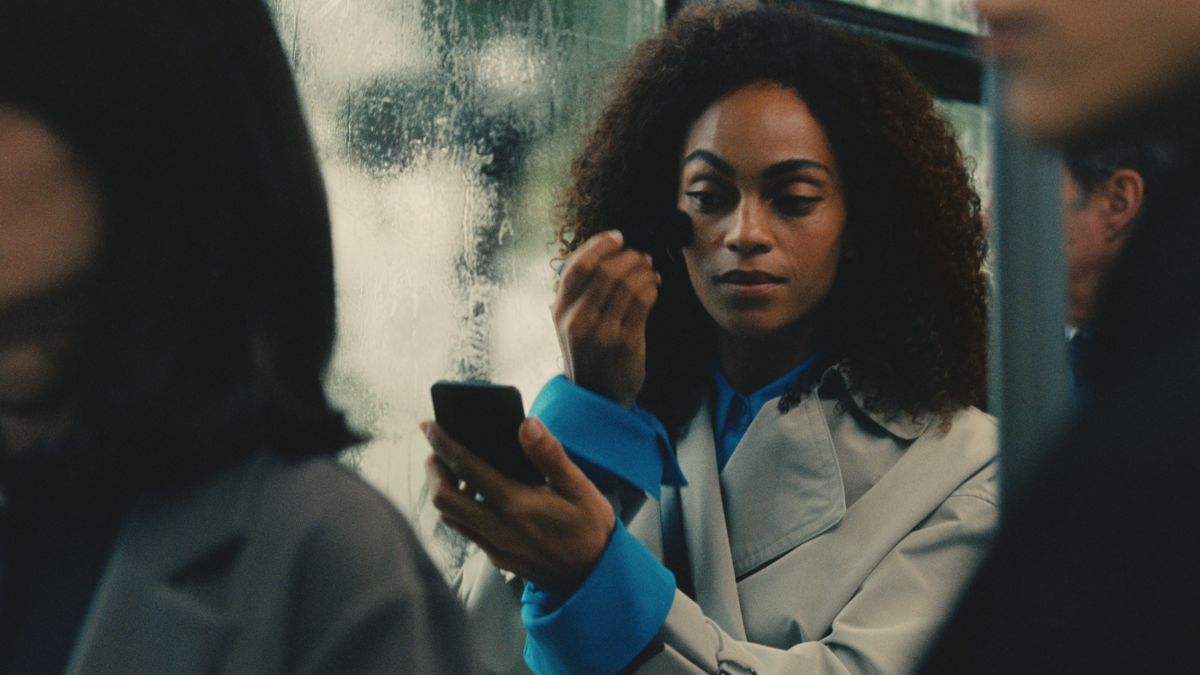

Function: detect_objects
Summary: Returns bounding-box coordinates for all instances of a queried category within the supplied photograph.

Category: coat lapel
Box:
[738,408,996,631]
[674,400,748,640]
[719,393,846,578]
[65,456,266,675]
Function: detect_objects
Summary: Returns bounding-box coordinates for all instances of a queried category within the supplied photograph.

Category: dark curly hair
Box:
[556,1,987,437]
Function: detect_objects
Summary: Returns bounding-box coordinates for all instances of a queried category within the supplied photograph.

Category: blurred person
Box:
[978,0,1200,142]
[425,3,998,673]
[0,1,473,672]
[1059,136,1182,404]
[919,1,1200,673]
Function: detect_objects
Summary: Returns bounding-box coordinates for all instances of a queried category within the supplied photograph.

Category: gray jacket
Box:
[66,452,474,674]
[461,367,998,674]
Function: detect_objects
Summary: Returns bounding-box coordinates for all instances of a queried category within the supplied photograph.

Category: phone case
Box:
[430,380,543,485]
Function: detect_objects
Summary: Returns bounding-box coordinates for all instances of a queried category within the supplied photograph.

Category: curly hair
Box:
[557,1,987,436]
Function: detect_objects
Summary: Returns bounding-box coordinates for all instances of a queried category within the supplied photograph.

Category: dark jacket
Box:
[64,452,475,674]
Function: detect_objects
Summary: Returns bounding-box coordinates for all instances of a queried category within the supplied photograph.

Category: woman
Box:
[426,3,996,673]
[0,1,472,672]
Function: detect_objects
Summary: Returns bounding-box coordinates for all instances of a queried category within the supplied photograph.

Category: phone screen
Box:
[430,381,543,485]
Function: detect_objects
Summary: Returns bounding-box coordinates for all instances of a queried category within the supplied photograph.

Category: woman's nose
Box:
[723,199,772,255]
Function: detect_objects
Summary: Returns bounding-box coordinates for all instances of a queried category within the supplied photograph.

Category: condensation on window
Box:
[938,100,993,209]
[265,0,663,569]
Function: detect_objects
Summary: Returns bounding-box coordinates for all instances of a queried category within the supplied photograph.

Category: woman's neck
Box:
[716,323,819,395]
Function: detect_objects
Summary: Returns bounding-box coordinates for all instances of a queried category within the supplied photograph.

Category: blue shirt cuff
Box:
[521,520,675,675]
[529,375,685,497]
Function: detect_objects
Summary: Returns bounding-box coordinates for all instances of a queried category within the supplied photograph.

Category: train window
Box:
[265,1,666,533]
[834,0,979,33]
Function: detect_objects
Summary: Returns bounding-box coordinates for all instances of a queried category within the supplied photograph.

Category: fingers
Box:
[424,452,499,524]
[592,251,656,317]
[610,263,661,331]
[421,421,518,508]
[555,230,625,311]
[555,230,656,305]
[518,418,595,501]
[556,249,657,343]
[426,418,614,594]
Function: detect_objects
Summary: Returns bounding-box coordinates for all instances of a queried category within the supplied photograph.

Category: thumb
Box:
[519,417,591,498]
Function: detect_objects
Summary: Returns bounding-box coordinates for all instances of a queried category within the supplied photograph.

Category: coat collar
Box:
[667,392,849,637]
[718,392,846,579]
[65,454,269,674]
[819,362,933,441]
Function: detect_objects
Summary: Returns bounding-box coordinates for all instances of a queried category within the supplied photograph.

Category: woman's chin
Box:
[714,315,791,341]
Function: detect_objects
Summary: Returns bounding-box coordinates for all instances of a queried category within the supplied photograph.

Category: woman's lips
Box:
[715,269,785,297]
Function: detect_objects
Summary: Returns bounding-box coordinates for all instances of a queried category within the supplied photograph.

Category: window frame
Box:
[671,0,982,104]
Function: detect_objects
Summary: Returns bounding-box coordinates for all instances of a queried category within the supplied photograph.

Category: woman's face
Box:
[0,107,101,410]
[678,83,845,342]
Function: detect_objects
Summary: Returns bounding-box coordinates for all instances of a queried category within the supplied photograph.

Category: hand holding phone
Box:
[430,380,543,485]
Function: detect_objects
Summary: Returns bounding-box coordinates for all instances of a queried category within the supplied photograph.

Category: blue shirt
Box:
[710,353,825,471]
[521,376,682,674]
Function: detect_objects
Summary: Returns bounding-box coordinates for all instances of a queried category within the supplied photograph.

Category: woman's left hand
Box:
[423,417,615,597]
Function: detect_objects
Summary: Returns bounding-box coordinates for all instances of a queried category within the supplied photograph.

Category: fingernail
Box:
[419,421,433,439]
[607,230,623,245]
[522,417,544,443]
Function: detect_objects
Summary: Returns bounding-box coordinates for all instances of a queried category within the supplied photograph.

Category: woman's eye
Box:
[685,190,727,213]
[774,195,821,216]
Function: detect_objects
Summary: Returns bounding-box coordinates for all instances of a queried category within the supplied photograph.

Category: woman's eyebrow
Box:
[682,151,833,182]
[763,158,832,179]
[681,149,735,176]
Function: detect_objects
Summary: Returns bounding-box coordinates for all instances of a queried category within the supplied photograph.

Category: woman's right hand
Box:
[553,230,660,408]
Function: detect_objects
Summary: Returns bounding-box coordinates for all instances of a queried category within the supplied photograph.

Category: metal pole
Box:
[986,66,1071,507]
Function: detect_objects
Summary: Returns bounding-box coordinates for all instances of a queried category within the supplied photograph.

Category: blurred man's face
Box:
[1061,171,1107,328]
[976,0,1200,141]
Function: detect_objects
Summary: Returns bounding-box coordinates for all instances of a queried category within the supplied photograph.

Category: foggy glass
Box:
[939,100,993,209]
[265,0,663,568]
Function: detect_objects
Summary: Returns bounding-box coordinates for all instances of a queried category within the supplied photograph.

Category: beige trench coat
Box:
[460,368,999,674]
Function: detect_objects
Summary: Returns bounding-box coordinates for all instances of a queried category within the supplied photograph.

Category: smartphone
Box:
[430,380,543,485]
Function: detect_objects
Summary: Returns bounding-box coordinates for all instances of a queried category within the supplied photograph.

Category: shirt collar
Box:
[712,351,825,438]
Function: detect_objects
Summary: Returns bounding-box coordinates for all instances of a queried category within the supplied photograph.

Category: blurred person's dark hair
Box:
[1063,134,1183,206]
[557,1,988,436]
[0,0,361,491]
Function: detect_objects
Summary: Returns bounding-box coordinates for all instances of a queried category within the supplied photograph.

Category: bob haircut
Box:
[558,1,988,436]
[0,0,359,489]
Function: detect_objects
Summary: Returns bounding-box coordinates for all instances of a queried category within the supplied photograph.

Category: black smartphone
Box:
[430,380,543,485]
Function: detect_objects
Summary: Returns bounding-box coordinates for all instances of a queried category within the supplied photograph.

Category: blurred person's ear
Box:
[1098,169,1144,243]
